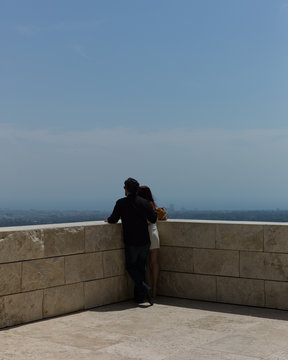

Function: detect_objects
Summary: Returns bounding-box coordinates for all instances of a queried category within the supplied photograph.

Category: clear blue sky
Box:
[1,0,288,210]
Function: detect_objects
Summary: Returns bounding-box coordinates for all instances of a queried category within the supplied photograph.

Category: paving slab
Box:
[1,297,288,360]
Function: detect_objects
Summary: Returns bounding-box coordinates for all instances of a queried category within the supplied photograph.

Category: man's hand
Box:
[104,219,108,223]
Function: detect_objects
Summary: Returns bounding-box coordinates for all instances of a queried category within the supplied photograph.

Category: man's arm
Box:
[107,201,121,223]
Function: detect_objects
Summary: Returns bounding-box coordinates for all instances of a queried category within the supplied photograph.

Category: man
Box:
[106,177,157,305]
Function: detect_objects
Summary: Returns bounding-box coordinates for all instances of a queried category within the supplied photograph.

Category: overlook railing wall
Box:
[1,219,288,328]
[158,220,288,310]
[0,222,129,328]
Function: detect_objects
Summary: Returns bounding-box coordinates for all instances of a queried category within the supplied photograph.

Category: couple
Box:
[106,177,160,305]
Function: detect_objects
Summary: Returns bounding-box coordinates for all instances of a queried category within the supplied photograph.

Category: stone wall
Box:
[0,222,130,328]
[2,219,288,329]
[158,220,288,311]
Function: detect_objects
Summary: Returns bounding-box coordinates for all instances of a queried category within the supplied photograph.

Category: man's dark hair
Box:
[124,177,139,194]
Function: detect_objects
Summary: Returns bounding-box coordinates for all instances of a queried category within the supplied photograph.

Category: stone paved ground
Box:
[1,297,288,359]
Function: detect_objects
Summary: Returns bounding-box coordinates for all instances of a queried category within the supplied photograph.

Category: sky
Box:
[1,0,288,210]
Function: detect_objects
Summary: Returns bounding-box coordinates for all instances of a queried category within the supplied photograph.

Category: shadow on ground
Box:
[91,296,288,322]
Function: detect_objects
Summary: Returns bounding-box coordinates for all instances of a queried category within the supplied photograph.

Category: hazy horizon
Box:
[1,203,288,212]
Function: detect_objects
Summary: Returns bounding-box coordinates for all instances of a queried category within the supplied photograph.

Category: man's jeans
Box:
[125,244,150,301]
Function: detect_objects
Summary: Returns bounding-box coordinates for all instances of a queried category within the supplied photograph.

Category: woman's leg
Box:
[146,252,152,288]
[149,248,159,297]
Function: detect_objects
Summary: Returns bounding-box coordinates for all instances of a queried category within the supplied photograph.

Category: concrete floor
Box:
[1,297,288,360]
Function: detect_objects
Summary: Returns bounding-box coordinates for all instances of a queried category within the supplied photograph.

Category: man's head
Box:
[124,177,139,195]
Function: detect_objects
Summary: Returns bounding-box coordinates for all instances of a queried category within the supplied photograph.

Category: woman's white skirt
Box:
[148,222,160,250]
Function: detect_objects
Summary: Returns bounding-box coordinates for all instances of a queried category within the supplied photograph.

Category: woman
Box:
[137,185,160,298]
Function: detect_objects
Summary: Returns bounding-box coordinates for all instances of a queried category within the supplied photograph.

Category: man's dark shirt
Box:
[107,194,157,246]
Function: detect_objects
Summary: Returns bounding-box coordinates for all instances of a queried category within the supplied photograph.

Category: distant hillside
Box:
[1,209,288,227]
[0,209,110,227]
[167,209,288,223]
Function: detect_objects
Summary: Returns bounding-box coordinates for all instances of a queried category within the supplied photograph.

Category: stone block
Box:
[43,283,84,318]
[0,230,44,263]
[43,227,84,257]
[240,251,288,281]
[22,257,65,292]
[65,253,103,284]
[103,249,126,277]
[85,224,123,252]
[265,281,288,310]
[84,275,129,309]
[159,246,193,273]
[216,224,263,251]
[3,290,43,328]
[264,225,288,253]
[194,249,239,276]
[158,271,217,301]
[0,297,5,328]
[157,221,215,248]
[189,222,216,249]
[217,277,265,306]
[0,262,21,296]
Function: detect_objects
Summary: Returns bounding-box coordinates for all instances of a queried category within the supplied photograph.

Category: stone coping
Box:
[165,219,288,226]
[0,220,107,233]
[1,218,288,233]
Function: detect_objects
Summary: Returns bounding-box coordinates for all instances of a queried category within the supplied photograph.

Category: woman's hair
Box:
[138,186,156,207]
